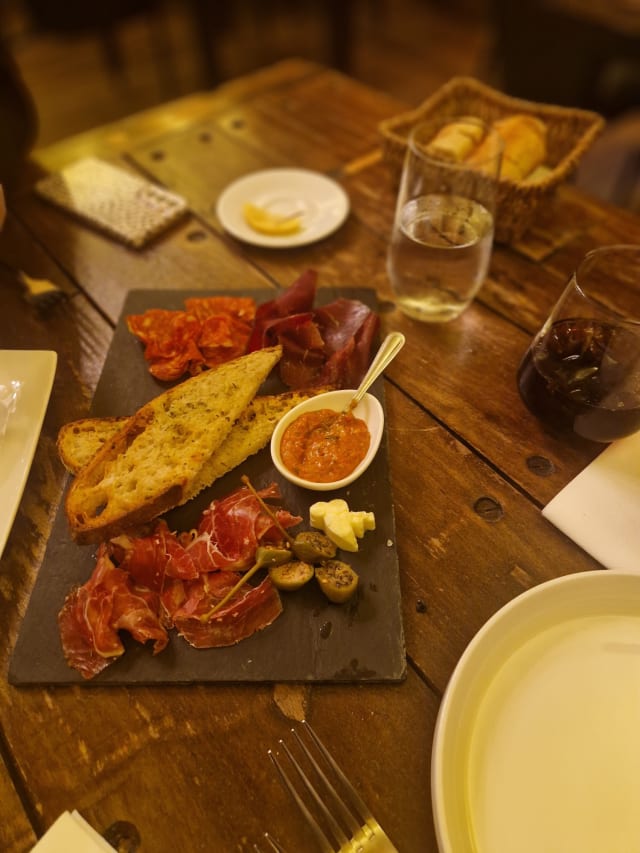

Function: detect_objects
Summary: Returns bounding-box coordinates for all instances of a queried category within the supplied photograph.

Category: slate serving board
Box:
[10,288,406,686]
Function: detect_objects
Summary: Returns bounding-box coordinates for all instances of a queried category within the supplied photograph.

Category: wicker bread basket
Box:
[378,76,605,244]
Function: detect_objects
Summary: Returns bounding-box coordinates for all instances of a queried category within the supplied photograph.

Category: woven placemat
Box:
[35,157,189,248]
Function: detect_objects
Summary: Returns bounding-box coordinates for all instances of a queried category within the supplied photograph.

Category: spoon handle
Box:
[349,331,405,409]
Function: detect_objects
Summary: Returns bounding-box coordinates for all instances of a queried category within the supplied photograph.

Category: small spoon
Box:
[345,331,405,412]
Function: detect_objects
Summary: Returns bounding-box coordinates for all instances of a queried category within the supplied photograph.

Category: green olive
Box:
[254,546,292,567]
[268,560,314,591]
[315,560,359,604]
[293,531,337,563]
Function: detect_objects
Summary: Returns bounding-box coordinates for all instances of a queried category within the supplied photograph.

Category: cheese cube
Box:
[309,499,349,530]
[309,500,375,553]
[350,510,376,538]
[323,508,358,552]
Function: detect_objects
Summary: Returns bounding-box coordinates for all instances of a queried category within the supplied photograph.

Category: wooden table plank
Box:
[129,66,402,199]
[1,676,439,852]
[385,385,600,692]
[383,301,603,504]
[0,754,36,853]
[9,194,276,324]
[25,60,326,178]
[213,68,402,170]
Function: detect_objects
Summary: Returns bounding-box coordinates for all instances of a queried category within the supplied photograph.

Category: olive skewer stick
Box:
[241,475,337,563]
[199,545,291,621]
[241,474,295,546]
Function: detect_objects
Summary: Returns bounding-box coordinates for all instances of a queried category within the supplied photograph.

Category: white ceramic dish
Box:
[216,168,349,247]
[0,350,57,559]
[270,389,384,491]
[432,569,640,853]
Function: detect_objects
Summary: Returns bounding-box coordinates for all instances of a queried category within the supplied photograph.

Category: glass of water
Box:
[387,116,503,323]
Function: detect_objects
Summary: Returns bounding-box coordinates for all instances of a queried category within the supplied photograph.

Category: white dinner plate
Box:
[432,570,640,853]
[216,168,350,247]
[0,350,57,559]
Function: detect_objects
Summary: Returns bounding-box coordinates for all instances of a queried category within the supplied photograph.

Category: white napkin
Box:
[30,811,114,852]
[542,431,640,573]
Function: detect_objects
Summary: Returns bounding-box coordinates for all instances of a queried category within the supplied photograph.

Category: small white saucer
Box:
[216,168,349,248]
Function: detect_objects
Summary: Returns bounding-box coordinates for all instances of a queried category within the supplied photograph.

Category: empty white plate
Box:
[0,350,57,558]
[216,168,349,247]
[432,569,640,853]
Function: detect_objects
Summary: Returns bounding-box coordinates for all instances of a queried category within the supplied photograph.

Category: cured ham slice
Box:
[315,303,380,389]
[173,576,283,649]
[245,269,380,389]
[58,483,299,678]
[186,484,301,572]
[112,522,199,590]
[109,485,299,584]
[58,544,168,680]
[160,570,242,625]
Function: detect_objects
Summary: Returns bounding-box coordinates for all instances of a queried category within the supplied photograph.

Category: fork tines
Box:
[19,271,66,307]
[253,832,287,852]
[268,720,398,853]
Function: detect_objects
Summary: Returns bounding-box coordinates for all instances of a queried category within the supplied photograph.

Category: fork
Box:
[0,258,66,307]
[18,270,66,307]
[252,833,287,852]
[268,720,399,853]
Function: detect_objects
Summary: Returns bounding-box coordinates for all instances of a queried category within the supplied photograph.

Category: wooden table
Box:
[2,58,639,853]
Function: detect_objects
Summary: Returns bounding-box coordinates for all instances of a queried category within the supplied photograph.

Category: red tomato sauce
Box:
[280,408,371,483]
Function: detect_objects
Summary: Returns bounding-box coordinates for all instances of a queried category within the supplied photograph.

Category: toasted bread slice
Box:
[58,389,320,484]
[183,389,319,502]
[65,346,282,544]
[58,416,128,474]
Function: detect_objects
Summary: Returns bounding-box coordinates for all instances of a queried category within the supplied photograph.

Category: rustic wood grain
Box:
[1,59,639,853]
[9,194,276,325]
[384,384,601,693]
[26,60,325,177]
[0,754,36,853]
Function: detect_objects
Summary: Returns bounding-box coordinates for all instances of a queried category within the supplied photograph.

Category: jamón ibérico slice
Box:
[58,586,114,680]
[161,570,244,623]
[58,545,168,680]
[113,521,198,590]
[58,483,298,677]
[187,484,301,572]
[173,576,283,649]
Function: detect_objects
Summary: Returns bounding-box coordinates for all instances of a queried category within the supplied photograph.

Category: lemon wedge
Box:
[242,202,302,236]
